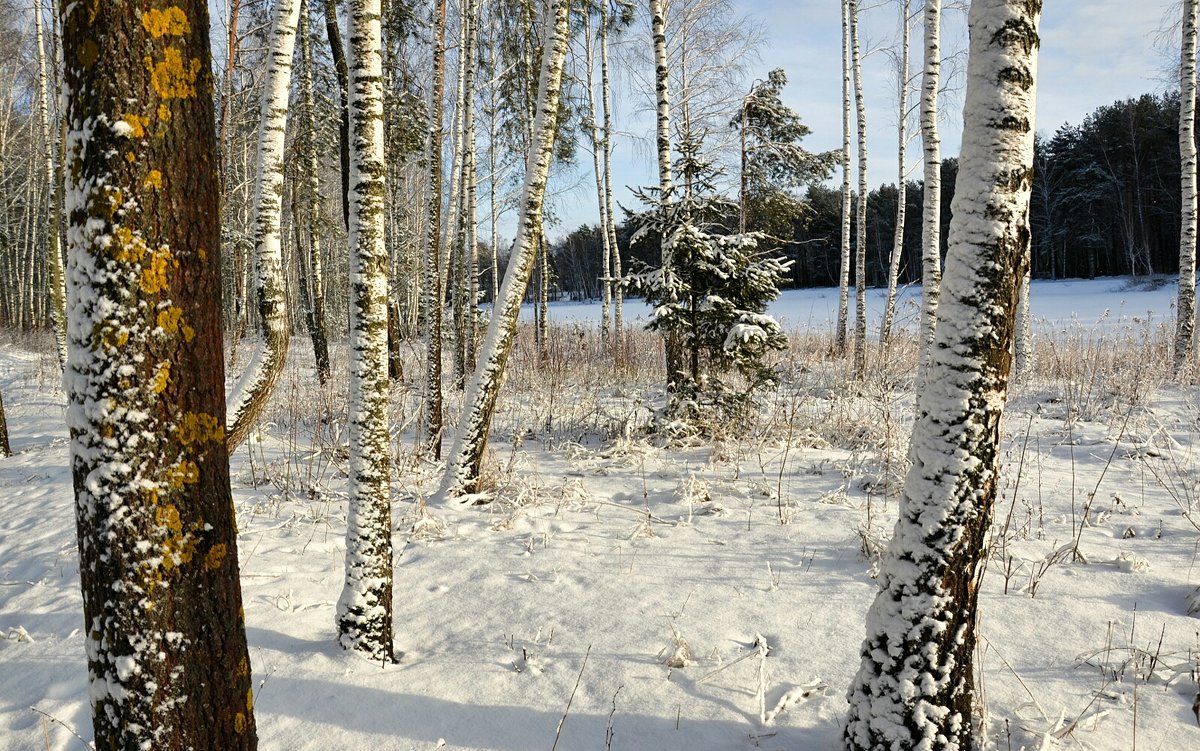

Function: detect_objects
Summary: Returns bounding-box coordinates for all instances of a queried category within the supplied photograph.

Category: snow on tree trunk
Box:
[917,0,943,380]
[850,0,869,379]
[62,1,257,744]
[1014,260,1032,378]
[880,0,911,348]
[34,4,66,370]
[226,0,302,450]
[300,0,332,386]
[336,0,394,662]
[1177,0,1198,375]
[424,0,449,457]
[837,0,852,355]
[844,2,1041,749]
[440,0,571,500]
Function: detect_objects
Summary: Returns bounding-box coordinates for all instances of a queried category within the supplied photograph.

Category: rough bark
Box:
[0,387,9,457]
[337,0,394,661]
[62,0,257,744]
[300,0,332,386]
[836,0,852,355]
[844,2,1041,748]
[1177,0,1198,375]
[917,0,943,379]
[226,0,302,450]
[440,0,571,499]
[323,0,352,228]
[423,0,448,457]
[880,0,911,347]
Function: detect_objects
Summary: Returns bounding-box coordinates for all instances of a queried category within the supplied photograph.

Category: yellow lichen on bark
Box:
[168,460,200,488]
[234,713,247,734]
[204,543,227,570]
[151,361,171,393]
[145,49,201,100]
[175,412,223,446]
[141,7,190,37]
[122,113,147,138]
[110,226,149,264]
[145,170,163,190]
[138,246,177,294]
[157,104,172,121]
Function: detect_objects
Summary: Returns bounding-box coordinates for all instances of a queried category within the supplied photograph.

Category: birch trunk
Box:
[440,0,571,499]
[226,0,302,450]
[584,13,612,344]
[62,0,257,743]
[844,2,1041,747]
[1177,0,1198,375]
[337,0,394,661]
[600,7,623,340]
[850,0,869,379]
[34,3,66,368]
[447,2,470,386]
[917,0,943,378]
[0,387,9,457]
[880,0,911,348]
[423,0,448,457]
[651,0,682,391]
[836,0,852,354]
[323,0,352,228]
[299,0,332,385]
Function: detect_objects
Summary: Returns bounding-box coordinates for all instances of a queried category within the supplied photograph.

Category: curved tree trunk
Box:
[836,0,852,355]
[880,0,911,348]
[337,0,394,662]
[1177,0,1198,376]
[62,0,257,744]
[226,0,302,450]
[844,2,1041,748]
[850,0,869,379]
[917,0,943,380]
[440,0,571,499]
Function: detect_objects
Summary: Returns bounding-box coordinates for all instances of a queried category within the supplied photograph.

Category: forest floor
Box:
[2,278,1200,751]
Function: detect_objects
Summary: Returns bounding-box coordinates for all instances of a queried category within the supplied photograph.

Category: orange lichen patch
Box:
[122,114,147,138]
[156,504,182,533]
[156,306,184,334]
[125,151,136,163]
[139,246,177,294]
[204,543,227,570]
[246,687,254,712]
[151,361,171,393]
[236,656,249,677]
[182,323,196,343]
[102,186,124,218]
[175,412,223,446]
[145,49,201,100]
[157,104,172,121]
[167,460,199,488]
[234,713,247,734]
[144,170,163,190]
[111,226,149,264]
[141,7,190,37]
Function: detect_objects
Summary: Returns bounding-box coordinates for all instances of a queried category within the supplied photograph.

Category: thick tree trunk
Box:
[836,0,852,354]
[880,0,911,347]
[226,0,302,449]
[844,2,1041,748]
[337,0,394,662]
[850,0,869,379]
[423,0,449,457]
[300,0,332,386]
[917,0,943,379]
[62,0,257,744]
[1177,0,1198,375]
[440,0,571,499]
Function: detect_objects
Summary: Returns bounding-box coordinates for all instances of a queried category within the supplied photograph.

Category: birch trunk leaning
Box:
[1176,0,1198,376]
[850,0,869,379]
[337,0,394,662]
[880,0,911,348]
[440,0,571,500]
[844,2,1041,748]
[34,3,66,369]
[423,0,449,457]
[917,0,943,379]
[226,0,302,450]
[836,0,852,355]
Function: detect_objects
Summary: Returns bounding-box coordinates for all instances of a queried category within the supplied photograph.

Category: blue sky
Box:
[547,0,1178,240]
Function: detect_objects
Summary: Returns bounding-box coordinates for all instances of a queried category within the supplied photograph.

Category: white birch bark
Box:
[880,0,911,347]
[651,0,682,389]
[337,0,394,661]
[33,3,66,368]
[600,7,624,339]
[845,2,1041,747]
[226,0,301,449]
[584,12,612,344]
[440,0,571,499]
[836,0,852,354]
[463,0,481,372]
[423,0,448,457]
[1177,0,1198,376]
[850,0,869,379]
[917,0,943,378]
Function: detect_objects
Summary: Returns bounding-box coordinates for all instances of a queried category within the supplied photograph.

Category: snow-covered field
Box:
[3,277,1199,750]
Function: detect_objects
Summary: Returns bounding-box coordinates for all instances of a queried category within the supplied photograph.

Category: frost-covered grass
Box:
[3,278,1200,750]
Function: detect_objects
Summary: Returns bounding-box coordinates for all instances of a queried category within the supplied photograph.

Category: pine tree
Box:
[844,1,1041,748]
[62,1,257,745]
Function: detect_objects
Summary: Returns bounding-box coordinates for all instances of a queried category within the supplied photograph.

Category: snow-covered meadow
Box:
[3,277,1199,750]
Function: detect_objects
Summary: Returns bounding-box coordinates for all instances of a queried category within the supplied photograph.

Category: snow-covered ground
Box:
[3,278,1199,750]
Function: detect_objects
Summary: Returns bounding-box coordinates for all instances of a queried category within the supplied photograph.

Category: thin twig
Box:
[551,644,592,751]
[28,706,92,750]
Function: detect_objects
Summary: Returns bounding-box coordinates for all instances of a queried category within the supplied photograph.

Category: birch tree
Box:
[850,0,869,379]
[651,0,683,392]
[423,0,448,457]
[844,2,1041,748]
[337,0,394,661]
[879,0,912,347]
[1177,0,1198,375]
[33,1,66,368]
[298,0,332,385]
[918,0,943,374]
[62,0,257,745]
[225,0,302,449]
[440,0,571,499]
[836,0,852,355]
[600,0,627,340]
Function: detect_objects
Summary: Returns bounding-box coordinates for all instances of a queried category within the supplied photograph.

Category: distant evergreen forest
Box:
[550,91,1186,299]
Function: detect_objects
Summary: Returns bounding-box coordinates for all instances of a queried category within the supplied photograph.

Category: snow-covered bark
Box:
[880,0,911,347]
[34,4,66,369]
[62,1,256,745]
[1014,260,1032,378]
[299,0,331,386]
[423,0,448,457]
[917,0,943,378]
[0,387,8,457]
[440,0,571,499]
[1177,0,1198,375]
[226,0,302,449]
[336,0,394,662]
[850,0,868,379]
[651,0,683,390]
[844,2,1041,748]
[836,0,852,355]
